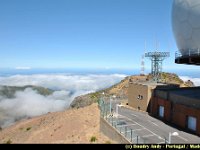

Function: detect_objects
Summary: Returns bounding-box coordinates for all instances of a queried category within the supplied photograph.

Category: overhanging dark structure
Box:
[175,51,200,65]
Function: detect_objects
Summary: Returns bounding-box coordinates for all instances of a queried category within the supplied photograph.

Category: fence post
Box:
[137,136,138,144]
[125,126,127,137]
[112,117,113,126]
[131,129,133,142]
[103,104,105,118]
[105,109,107,120]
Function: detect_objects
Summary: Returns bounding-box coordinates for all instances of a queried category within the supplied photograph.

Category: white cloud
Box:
[0,73,126,127]
[180,76,200,86]
[0,88,67,127]
[0,74,126,91]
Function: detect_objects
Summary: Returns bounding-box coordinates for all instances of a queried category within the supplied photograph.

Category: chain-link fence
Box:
[98,98,146,144]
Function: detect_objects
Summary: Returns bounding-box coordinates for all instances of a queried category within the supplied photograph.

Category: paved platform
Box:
[107,104,200,144]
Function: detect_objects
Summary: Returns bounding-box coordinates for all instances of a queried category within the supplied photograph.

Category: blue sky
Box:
[0,0,199,71]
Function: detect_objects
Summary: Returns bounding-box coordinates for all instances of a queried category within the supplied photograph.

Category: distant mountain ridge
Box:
[0,85,53,98]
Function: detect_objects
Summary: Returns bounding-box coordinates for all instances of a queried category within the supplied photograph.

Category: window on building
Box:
[187,116,197,131]
[159,106,164,118]
[137,95,143,100]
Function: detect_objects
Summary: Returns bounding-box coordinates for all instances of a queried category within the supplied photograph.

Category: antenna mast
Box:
[140,41,146,76]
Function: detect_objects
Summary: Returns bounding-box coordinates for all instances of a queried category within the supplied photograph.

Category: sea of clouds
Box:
[0,73,126,127]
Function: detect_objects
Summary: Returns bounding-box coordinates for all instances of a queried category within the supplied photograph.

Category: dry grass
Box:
[0,103,115,144]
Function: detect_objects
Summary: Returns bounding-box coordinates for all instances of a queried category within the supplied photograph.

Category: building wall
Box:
[151,97,171,122]
[172,104,200,135]
[169,93,200,109]
[128,82,200,136]
[100,117,130,144]
[128,83,152,112]
[152,97,200,136]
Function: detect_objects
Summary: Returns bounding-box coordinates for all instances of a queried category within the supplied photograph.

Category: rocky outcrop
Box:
[70,73,194,108]
[70,75,147,109]
[184,80,194,87]
[70,92,101,109]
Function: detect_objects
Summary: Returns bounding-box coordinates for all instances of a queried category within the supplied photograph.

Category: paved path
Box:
[109,103,200,143]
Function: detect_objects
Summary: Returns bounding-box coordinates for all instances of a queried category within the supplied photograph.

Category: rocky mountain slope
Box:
[0,103,114,144]
[70,73,194,108]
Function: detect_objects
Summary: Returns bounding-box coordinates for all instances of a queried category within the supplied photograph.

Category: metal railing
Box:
[175,49,200,59]
[98,98,146,144]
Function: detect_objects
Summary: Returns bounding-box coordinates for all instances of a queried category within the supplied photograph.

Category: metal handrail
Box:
[175,49,200,59]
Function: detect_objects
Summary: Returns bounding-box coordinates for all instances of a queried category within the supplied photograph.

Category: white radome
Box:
[172,0,200,55]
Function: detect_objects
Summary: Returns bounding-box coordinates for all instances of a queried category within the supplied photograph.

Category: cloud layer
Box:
[179,76,200,86]
[0,73,126,127]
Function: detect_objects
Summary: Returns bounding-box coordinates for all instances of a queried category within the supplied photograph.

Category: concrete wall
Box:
[100,117,131,144]
[128,83,151,111]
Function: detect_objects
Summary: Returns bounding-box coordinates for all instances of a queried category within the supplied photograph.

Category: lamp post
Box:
[110,95,116,114]
[101,92,105,117]
[116,103,123,118]
[116,104,119,118]
[169,132,179,144]
[102,92,105,102]
[109,96,111,114]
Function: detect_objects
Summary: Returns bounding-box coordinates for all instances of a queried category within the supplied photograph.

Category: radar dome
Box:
[172,0,200,56]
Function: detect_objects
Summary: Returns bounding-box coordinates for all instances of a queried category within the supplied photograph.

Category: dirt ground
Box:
[0,103,115,144]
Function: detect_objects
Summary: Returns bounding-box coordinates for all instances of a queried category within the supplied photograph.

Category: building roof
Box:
[130,80,166,86]
[156,87,200,100]
[171,87,200,100]
[155,87,200,109]
[129,81,179,89]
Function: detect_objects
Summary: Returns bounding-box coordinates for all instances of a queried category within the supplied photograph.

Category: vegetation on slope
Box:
[0,85,53,98]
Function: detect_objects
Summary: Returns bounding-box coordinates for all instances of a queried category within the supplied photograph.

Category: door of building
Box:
[159,106,164,118]
[187,116,197,131]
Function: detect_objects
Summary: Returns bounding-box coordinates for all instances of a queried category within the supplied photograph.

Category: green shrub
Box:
[90,136,97,142]
[6,139,12,144]
[26,127,31,131]
[105,140,111,144]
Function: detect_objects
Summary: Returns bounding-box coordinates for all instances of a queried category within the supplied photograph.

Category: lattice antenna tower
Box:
[145,51,170,82]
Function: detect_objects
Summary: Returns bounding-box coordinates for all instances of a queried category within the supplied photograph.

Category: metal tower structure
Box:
[145,52,170,82]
